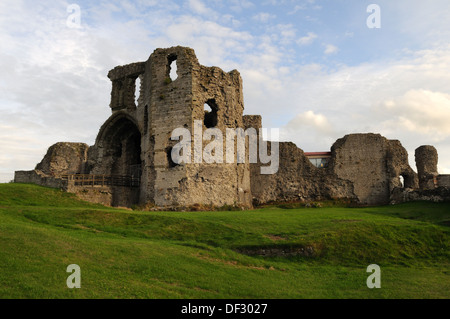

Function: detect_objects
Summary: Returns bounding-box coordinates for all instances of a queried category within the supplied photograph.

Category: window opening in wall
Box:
[166,146,179,168]
[304,152,331,168]
[204,99,218,128]
[134,76,141,107]
[309,158,329,168]
[144,105,149,133]
[399,175,405,188]
[168,54,178,81]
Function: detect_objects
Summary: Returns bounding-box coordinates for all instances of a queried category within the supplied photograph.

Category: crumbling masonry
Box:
[14,46,450,207]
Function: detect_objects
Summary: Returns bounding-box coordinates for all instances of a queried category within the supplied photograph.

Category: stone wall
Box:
[14,142,88,189]
[437,175,450,187]
[35,142,89,176]
[330,134,418,205]
[249,133,425,206]
[66,185,113,206]
[65,185,139,208]
[142,47,195,207]
[331,134,389,206]
[14,170,66,189]
[250,141,356,205]
[391,187,450,204]
[108,62,146,112]
[183,51,251,208]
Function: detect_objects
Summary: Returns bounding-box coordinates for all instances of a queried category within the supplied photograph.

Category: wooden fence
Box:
[61,174,140,188]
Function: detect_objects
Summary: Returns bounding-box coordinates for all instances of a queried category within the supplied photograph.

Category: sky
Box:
[1,0,450,182]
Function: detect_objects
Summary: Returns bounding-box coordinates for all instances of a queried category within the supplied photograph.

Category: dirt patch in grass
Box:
[235,244,320,258]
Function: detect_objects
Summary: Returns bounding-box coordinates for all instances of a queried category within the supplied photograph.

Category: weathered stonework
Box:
[250,141,356,205]
[391,186,450,204]
[66,46,251,208]
[14,142,88,190]
[330,134,418,205]
[415,145,438,190]
[437,175,450,187]
[14,46,449,207]
[14,170,67,189]
[36,142,89,176]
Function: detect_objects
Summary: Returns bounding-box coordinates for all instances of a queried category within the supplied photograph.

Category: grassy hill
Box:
[0,183,449,298]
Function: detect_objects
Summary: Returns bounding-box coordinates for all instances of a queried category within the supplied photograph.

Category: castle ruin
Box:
[14,46,450,208]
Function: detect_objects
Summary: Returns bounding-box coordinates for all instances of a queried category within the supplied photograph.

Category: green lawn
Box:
[0,183,449,298]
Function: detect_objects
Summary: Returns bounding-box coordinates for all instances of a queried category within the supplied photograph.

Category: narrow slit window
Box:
[134,76,141,107]
[144,105,149,133]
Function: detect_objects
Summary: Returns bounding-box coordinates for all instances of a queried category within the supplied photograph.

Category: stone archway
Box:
[94,114,142,207]
[108,120,141,177]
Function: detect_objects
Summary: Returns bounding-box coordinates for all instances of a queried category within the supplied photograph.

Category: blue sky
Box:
[1,0,450,182]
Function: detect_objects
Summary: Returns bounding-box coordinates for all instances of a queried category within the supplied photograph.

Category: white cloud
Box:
[284,111,333,134]
[288,0,321,14]
[229,0,254,12]
[252,12,275,23]
[324,44,338,55]
[297,32,317,46]
[188,0,212,16]
[344,31,354,38]
[279,111,339,153]
[264,24,297,46]
[377,90,450,140]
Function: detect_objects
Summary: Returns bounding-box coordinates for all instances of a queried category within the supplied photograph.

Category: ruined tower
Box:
[415,145,439,190]
[86,46,252,208]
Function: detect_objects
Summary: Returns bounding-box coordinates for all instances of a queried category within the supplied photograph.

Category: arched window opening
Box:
[167,54,178,81]
[204,99,218,128]
[400,173,415,189]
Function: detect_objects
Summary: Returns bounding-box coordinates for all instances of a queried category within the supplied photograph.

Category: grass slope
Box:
[0,183,449,299]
